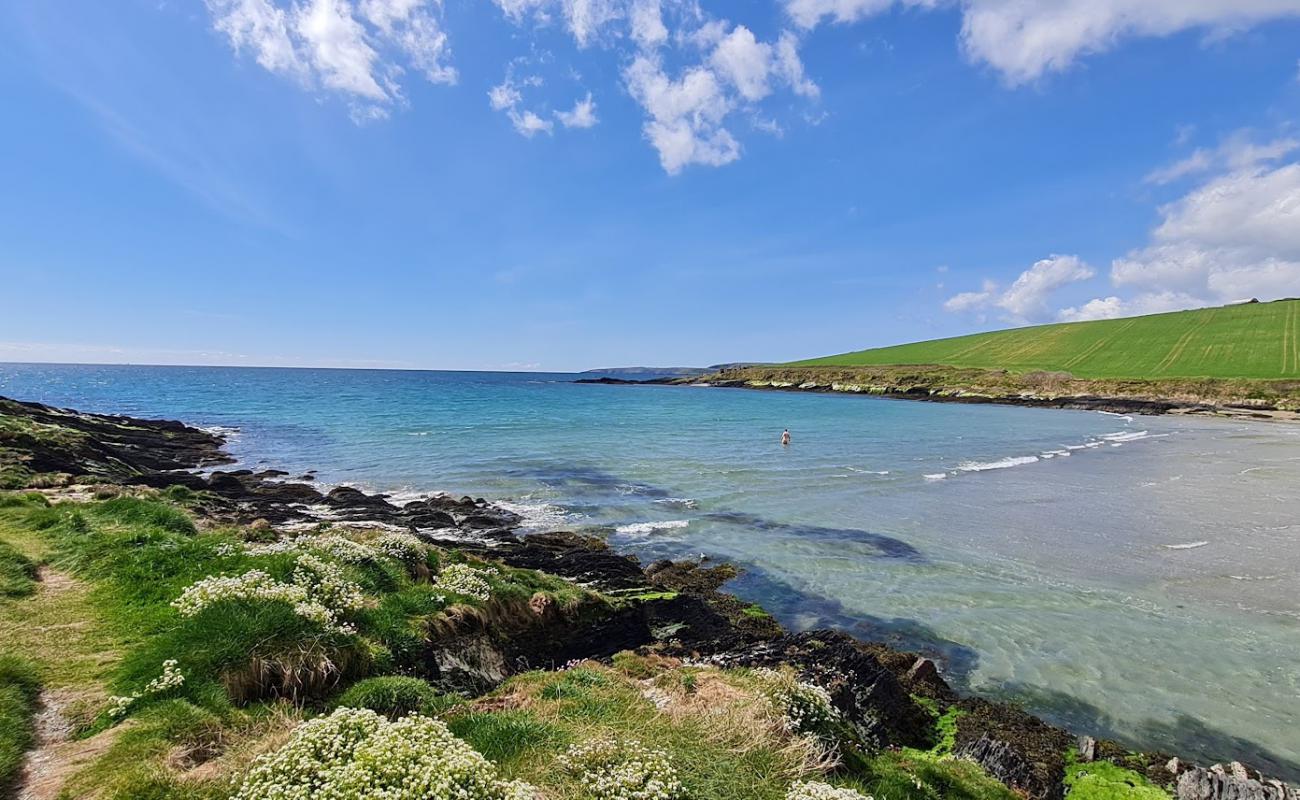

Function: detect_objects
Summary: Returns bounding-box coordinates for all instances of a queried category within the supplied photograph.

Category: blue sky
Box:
[1,0,1298,371]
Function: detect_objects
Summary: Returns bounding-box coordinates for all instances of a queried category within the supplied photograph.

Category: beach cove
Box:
[2,361,1298,780]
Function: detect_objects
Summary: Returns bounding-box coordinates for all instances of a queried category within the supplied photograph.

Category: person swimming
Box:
[781,429,791,446]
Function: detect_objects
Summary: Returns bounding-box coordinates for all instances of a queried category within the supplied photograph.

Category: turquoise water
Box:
[3,363,1298,775]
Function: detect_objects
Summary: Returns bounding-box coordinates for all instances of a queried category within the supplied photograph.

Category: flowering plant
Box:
[233,707,535,800]
[758,668,841,735]
[108,659,185,718]
[372,532,427,564]
[433,563,497,601]
[557,737,684,800]
[786,781,873,800]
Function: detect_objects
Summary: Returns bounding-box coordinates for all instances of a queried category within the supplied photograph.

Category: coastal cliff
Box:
[622,365,1300,420]
[0,396,1294,800]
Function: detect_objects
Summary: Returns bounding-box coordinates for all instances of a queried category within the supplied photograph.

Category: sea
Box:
[2,363,1297,777]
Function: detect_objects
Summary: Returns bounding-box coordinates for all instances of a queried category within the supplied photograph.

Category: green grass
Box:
[793,300,1300,380]
[0,655,41,796]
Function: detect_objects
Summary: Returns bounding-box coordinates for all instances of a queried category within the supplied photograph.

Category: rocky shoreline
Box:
[576,368,1300,421]
[1,394,1296,800]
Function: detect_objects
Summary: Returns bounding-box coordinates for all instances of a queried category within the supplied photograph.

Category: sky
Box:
[1,0,1298,372]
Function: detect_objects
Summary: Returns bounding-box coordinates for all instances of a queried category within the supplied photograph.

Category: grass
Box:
[0,655,41,796]
[448,655,1019,800]
[793,299,1300,380]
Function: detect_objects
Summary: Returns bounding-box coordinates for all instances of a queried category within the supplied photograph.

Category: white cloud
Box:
[511,109,555,136]
[1056,291,1205,322]
[1144,133,1298,185]
[624,55,739,173]
[710,26,773,101]
[294,0,387,101]
[944,256,1095,321]
[1068,134,1300,314]
[206,0,306,77]
[488,76,555,137]
[205,0,455,118]
[556,92,599,127]
[630,0,669,49]
[360,0,456,85]
[563,0,623,46]
[784,0,1300,85]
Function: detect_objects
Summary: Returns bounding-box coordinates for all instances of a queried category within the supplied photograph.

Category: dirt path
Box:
[10,568,123,800]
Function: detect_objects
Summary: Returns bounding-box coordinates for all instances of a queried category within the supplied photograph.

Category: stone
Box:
[1077,735,1097,763]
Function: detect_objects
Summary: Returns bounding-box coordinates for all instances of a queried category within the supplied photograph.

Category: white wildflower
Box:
[557,737,684,800]
[233,707,534,800]
[786,781,873,800]
[373,532,426,564]
[758,668,841,735]
[433,563,495,602]
[144,659,185,694]
[292,553,366,611]
[107,694,137,718]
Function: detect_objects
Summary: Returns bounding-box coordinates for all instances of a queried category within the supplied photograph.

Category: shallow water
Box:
[3,363,1297,776]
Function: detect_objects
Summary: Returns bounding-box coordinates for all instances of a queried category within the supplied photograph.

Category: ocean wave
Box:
[655,498,699,510]
[1164,541,1209,550]
[199,424,241,438]
[1101,430,1150,443]
[957,455,1039,472]
[495,499,575,530]
[923,473,947,481]
[1098,411,1134,422]
[614,519,690,536]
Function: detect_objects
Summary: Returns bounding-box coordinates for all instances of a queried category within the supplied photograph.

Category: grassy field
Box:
[793,300,1300,380]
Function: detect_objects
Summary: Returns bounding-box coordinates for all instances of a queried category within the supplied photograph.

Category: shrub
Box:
[233,707,534,800]
[334,676,442,719]
[557,736,684,800]
[787,781,873,800]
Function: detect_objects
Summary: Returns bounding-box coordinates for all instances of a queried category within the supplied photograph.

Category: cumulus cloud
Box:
[943,256,1095,321]
[784,0,1300,85]
[1056,291,1205,322]
[204,0,455,119]
[556,92,599,128]
[624,56,739,173]
[1064,133,1300,317]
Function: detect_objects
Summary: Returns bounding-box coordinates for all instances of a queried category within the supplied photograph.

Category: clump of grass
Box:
[334,675,455,719]
[0,539,38,597]
[0,655,41,795]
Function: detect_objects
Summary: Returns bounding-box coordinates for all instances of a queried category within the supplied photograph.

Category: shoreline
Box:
[2,394,1298,799]
[575,370,1300,422]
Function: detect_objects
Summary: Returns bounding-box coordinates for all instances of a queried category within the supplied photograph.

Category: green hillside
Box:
[794,300,1300,380]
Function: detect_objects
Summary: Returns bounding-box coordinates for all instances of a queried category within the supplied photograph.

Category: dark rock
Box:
[955,735,1057,800]
[711,630,935,750]
[1177,766,1297,800]
[953,697,1072,800]
[902,656,952,699]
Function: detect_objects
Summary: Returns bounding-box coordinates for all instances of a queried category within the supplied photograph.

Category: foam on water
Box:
[957,455,1040,472]
[614,519,691,536]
